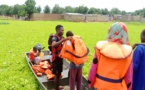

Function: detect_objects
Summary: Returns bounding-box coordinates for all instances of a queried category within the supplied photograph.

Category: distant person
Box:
[88,22,133,90]
[66,31,84,90]
[132,29,145,90]
[48,25,69,90]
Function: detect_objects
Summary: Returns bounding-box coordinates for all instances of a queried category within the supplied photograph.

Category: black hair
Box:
[33,46,37,52]
[141,29,145,36]
[55,25,63,31]
[141,29,145,43]
[66,31,74,37]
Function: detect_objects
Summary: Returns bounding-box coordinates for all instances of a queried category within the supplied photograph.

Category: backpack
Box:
[48,34,59,51]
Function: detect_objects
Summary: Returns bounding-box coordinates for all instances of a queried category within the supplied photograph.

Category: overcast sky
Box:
[0,0,145,12]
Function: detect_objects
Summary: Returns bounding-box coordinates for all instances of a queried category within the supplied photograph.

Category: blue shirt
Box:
[133,45,145,90]
[70,62,83,69]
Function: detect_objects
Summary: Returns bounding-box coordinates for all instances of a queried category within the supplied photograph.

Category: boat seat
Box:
[42,55,52,60]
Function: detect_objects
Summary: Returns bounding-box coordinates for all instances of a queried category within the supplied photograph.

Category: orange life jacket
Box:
[29,49,39,61]
[48,34,64,62]
[32,61,52,77]
[29,49,44,61]
[59,36,89,65]
[45,69,55,80]
[94,41,132,90]
[32,65,45,76]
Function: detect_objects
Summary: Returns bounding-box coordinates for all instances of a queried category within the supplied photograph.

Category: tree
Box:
[88,7,97,14]
[13,4,21,15]
[8,6,14,16]
[0,4,10,15]
[52,4,64,14]
[43,5,50,13]
[131,12,138,16]
[96,8,101,14]
[74,5,88,14]
[12,4,27,18]
[111,8,121,14]
[64,6,74,13]
[36,6,41,13]
[18,5,27,17]
[101,8,109,15]
[141,8,145,17]
[135,10,141,15]
[25,0,36,19]
[121,10,127,15]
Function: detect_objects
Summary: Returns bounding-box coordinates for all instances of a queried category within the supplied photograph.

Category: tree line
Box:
[0,0,145,19]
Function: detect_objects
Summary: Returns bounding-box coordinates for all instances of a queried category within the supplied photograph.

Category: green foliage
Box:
[134,8,145,17]
[12,4,27,17]
[1,1,145,19]
[0,20,144,90]
[74,5,89,14]
[8,6,14,15]
[0,4,10,15]
[13,4,21,15]
[101,8,109,15]
[64,6,74,13]
[18,5,27,17]
[121,10,127,15]
[111,8,121,14]
[52,4,64,14]
[25,0,36,18]
[43,5,50,13]
[88,8,102,14]
[88,7,97,14]
[36,6,41,13]
[142,8,145,18]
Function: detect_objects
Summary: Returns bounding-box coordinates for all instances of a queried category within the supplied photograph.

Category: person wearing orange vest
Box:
[88,22,133,90]
[29,46,44,64]
[29,46,40,64]
[50,25,70,90]
[66,31,84,90]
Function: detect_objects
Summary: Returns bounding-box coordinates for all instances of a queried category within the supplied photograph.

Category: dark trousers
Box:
[52,57,63,90]
[69,68,82,90]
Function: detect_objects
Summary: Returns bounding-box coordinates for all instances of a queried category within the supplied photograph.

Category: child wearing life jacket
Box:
[29,46,40,64]
[88,22,133,90]
[66,31,84,90]
[132,29,145,90]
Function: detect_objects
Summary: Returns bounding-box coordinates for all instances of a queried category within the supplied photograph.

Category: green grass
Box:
[0,19,144,90]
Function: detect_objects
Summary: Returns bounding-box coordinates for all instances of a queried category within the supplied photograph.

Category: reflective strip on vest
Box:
[96,74,124,83]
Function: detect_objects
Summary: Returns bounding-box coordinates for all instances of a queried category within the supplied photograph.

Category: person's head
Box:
[66,31,74,37]
[140,29,145,43]
[33,46,37,53]
[55,25,64,36]
[106,22,130,45]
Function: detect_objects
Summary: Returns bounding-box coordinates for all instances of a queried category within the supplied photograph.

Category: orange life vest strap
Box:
[65,47,89,58]
[96,74,124,83]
